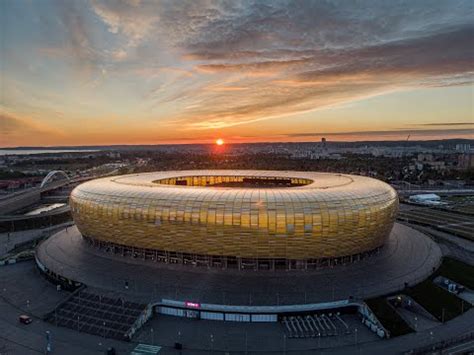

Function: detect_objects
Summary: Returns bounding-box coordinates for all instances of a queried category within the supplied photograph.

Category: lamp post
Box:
[245,331,248,354]
[45,330,52,354]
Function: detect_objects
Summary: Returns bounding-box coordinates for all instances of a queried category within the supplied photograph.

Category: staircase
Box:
[45,290,150,341]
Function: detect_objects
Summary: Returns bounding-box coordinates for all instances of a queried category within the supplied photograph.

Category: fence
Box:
[406,331,474,354]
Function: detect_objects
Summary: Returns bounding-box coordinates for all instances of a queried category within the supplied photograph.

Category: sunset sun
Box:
[216,138,224,146]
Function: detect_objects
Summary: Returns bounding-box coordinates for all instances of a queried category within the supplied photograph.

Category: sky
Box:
[1,0,473,147]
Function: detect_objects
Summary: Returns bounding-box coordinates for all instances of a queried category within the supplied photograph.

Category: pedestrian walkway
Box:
[0,222,73,257]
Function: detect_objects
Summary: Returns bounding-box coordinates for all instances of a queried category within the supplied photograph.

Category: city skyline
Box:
[1,0,473,147]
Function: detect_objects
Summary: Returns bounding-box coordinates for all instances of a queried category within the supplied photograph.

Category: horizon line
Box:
[1,137,473,150]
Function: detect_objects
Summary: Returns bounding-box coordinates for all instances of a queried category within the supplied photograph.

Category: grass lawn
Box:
[404,279,469,322]
[435,257,474,289]
[365,297,413,337]
[365,257,473,334]
[403,257,473,322]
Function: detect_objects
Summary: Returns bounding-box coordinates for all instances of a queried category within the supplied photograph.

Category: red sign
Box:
[184,301,201,309]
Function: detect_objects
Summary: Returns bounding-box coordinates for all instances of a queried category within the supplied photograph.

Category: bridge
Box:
[0,175,91,215]
[40,170,70,188]
[0,166,123,215]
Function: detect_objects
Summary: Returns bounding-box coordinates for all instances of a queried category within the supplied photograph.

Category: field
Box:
[365,297,413,337]
[366,257,473,332]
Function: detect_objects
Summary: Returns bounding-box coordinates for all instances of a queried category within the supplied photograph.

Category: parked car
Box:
[19,315,32,325]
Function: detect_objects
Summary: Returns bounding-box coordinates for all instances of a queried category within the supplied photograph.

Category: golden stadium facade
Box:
[70,170,398,270]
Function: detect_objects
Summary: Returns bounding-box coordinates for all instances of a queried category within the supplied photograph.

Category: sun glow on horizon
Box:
[216,138,224,146]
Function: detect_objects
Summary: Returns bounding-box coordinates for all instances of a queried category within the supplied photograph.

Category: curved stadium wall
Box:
[70,170,398,269]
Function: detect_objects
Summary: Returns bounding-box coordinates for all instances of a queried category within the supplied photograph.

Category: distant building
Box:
[417,153,433,162]
[409,194,443,205]
[107,151,121,159]
[458,153,474,170]
[426,161,446,171]
[455,144,471,153]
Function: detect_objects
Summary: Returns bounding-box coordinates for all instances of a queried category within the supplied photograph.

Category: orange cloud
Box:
[0,111,65,147]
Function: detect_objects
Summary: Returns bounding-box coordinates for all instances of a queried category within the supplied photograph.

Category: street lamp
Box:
[45,330,52,354]
[245,331,248,355]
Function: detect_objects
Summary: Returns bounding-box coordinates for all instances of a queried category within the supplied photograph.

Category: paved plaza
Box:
[0,261,473,354]
[36,223,442,306]
[0,250,472,354]
[1,222,472,354]
[0,262,135,355]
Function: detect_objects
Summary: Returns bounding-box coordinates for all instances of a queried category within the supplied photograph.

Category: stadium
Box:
[69,170,399,270]
[36,170,441,328]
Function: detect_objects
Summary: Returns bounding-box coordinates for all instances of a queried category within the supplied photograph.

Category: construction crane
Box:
[401,134,411,184]
[403,134,410,157]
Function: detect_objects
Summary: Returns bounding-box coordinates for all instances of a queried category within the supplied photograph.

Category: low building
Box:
[408,193,443,205]
[458,153,474,170]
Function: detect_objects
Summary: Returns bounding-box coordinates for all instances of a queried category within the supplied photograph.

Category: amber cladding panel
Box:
[70,170,398,260]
